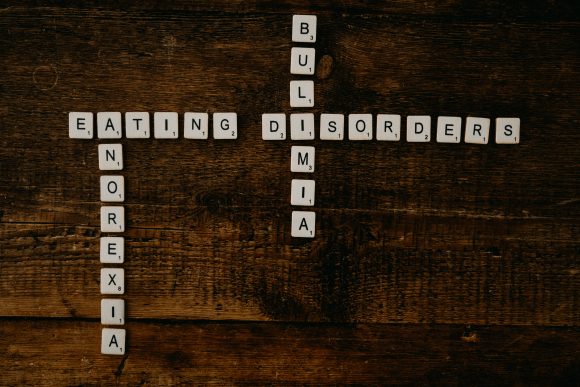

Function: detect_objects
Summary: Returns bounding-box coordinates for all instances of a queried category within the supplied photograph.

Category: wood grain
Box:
[1,319,579,386]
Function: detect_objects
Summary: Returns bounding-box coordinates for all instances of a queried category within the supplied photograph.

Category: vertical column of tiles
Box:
[97,116,126,356]
[290,15,317,238]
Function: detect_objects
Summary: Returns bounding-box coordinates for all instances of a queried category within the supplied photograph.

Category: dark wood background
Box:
[1,1,579,385]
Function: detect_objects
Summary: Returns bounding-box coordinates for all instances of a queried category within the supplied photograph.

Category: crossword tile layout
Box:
[67,14,523,355]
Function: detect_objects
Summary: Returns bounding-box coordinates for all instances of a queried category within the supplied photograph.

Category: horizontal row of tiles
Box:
[70,112,520,144]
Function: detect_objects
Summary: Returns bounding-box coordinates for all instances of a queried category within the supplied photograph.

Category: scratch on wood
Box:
[115,355,129,379]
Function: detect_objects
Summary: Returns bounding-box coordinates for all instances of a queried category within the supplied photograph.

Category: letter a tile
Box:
[291,211,316,238]
[101,328,126,355]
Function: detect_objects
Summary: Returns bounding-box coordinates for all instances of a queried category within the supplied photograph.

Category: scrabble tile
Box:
[101,206,125,233]
[290,113,315,140]
[436,116,462,143]
[320,114,344,140]
[464,117,490,144]
[290,80,314,108]
[98,144,123,171]
[495,117,520,144]
[101,328,126,355]
[406,115,431,142]
[100,175,125,202]
[262,113,286,140]
[376,114,401,141]
[213,112,238,139]
[97,112,122,139]
[100,268,125,294]
[125,112,150,138]
[348,114,373,140]
[291,179,315,206]
[290,47,316,75]
[100,236,124,264]
[154,112,179,139]
[184,112,209,139]
[291,146,315,173]
[292,15,317,43]
[101,299,125,325]
[291,211,316,238]
[68,112,93,139]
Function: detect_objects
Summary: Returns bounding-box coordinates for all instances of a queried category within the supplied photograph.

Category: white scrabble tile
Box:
[495,117,520,144]
[291,179,315,206]
[436,116,462,143]
[290,47,316,75]
[97,112,122,139]
[100,268,125,295]
[376,114,401,141]
[291,211,316,238]
[98,144,123,171]
[464,117,490,144]
[290,113,315,140]
[101,299,125,325]
[348,114,373,140]
[101,328,126,355]
[213,112,238,139]
[320,114,344,140]
[100,175,125,202]
[292,15,317,43]
[100,236,124,264]
[290,80,314,108]
[406,116,431,142]
[184,112,209,139]
[154,112,179,139]
[101,206,125,233]
[68,112,93,139]
[262,113,286,140]
[291,146,315,173]
[125,112,150,139]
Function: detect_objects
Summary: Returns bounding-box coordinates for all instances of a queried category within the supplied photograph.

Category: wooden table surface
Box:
[1,1,579,385]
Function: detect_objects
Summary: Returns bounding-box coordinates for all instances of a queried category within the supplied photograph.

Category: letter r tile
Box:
[101,206,125,233]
